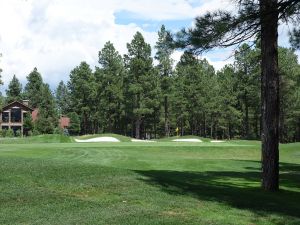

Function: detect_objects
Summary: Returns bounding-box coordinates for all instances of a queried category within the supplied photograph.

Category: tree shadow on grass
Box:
[134,161,300,219]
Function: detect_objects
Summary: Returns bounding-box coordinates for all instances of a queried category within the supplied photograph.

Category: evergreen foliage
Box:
[6,75,23,103]
[68,62,96,134]
[68,112,81,135]
[96,41,125,133]
[0,25,299,146]
[55,81,71,115]
[124,32,161,139]
[35,84,57,134]
[24,68,44,108]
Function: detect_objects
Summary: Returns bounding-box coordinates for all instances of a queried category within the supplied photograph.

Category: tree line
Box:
[0,26,300,141]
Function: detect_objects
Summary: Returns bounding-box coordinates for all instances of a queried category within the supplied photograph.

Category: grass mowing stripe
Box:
[0,139,299,225]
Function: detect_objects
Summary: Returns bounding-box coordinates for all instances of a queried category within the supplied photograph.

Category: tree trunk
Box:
[164,95,170,137]
[203,113,207,137]
[254,110,259,139]
[260,0,279,191]
[135,117,141,139]
[210,114,213,138]
[245,92,249,138]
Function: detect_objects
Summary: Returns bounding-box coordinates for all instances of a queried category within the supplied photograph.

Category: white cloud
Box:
[0,0,162,91]
[0,0,298,94]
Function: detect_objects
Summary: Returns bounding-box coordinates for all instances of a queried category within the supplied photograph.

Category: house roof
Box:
[1,101,34,112]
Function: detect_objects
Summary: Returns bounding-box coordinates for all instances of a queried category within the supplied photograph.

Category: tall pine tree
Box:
[55,81,71,115]
[35,84,58,134]
[96,41,125,133]
[155,25,174,137]
[174,0,300,191]
[68,62,97,134]
[24,68,44,108]
[6,75,22,103]
[125,32,161,139]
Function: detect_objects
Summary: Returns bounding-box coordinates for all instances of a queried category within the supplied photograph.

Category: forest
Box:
[1,26,300,142]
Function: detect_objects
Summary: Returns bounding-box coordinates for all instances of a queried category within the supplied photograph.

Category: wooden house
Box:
[0,100,34,134]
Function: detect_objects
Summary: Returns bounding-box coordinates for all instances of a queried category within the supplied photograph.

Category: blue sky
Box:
[0,0,298,93]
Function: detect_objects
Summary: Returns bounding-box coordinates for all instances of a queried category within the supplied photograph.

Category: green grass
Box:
[157,135,211,142]
[0,134,73,144]
[0,137,299,224]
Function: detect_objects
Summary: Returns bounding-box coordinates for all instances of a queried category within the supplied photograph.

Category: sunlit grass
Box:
[0,136,299,224]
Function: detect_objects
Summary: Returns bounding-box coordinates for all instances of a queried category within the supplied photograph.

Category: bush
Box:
[53,127,63,135]
[15,130,22,137]
[6,129,14,138]
[28,131,33,137]
[32,129,40,136]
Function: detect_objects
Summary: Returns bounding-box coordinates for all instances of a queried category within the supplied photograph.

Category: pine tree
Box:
[155,25,174,137]
[55,81,71,115]
[96,41,125,133]
[174,0,300,191]
[234,44,261,139]
[68,112,81,135]
[6,75,22,103]
[216,66,242,139]
[278,47,300,142]
[125,32,161,139]
[35,84,57,134]
[24,68,44,108]
[0,54,4,108]
[68,62,97,134]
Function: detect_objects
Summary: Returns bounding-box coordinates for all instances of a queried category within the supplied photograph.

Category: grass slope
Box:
[0,140,299,225]
[0,134,72,144]
[157,135,211,142]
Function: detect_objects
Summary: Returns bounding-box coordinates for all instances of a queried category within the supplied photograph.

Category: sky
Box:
[0,0,298,93]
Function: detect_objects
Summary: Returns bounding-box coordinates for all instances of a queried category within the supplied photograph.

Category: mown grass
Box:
[0,137,299,225]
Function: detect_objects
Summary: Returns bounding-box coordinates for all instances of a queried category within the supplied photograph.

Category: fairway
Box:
[0,139,299,225]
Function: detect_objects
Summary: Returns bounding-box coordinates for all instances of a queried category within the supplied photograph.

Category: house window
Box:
[2,112,9,123]
[11,126,22,135]
[11,108,22,123]
[1,126,9,130]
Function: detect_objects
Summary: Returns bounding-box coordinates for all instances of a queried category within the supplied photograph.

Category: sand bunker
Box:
[210,140,225,143]
[131,139,156,142]
[74,137,120,142]
[172,139,202,142]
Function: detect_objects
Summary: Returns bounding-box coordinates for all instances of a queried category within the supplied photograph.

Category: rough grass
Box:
[0,134,72,144]
[0,138,299,225]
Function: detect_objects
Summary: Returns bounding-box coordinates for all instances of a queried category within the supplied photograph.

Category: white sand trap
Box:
[172,138,202,142]
[74,137,120,142]
[131,139,156,142]
[211,140,225,143]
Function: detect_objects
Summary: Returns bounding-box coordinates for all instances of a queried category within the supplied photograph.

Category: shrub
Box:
[53,127,63,135]
[15,130,22,137]
[6,129,14,138]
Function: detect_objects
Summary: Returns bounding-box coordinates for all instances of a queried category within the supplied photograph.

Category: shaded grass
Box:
[0,140,299,224]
